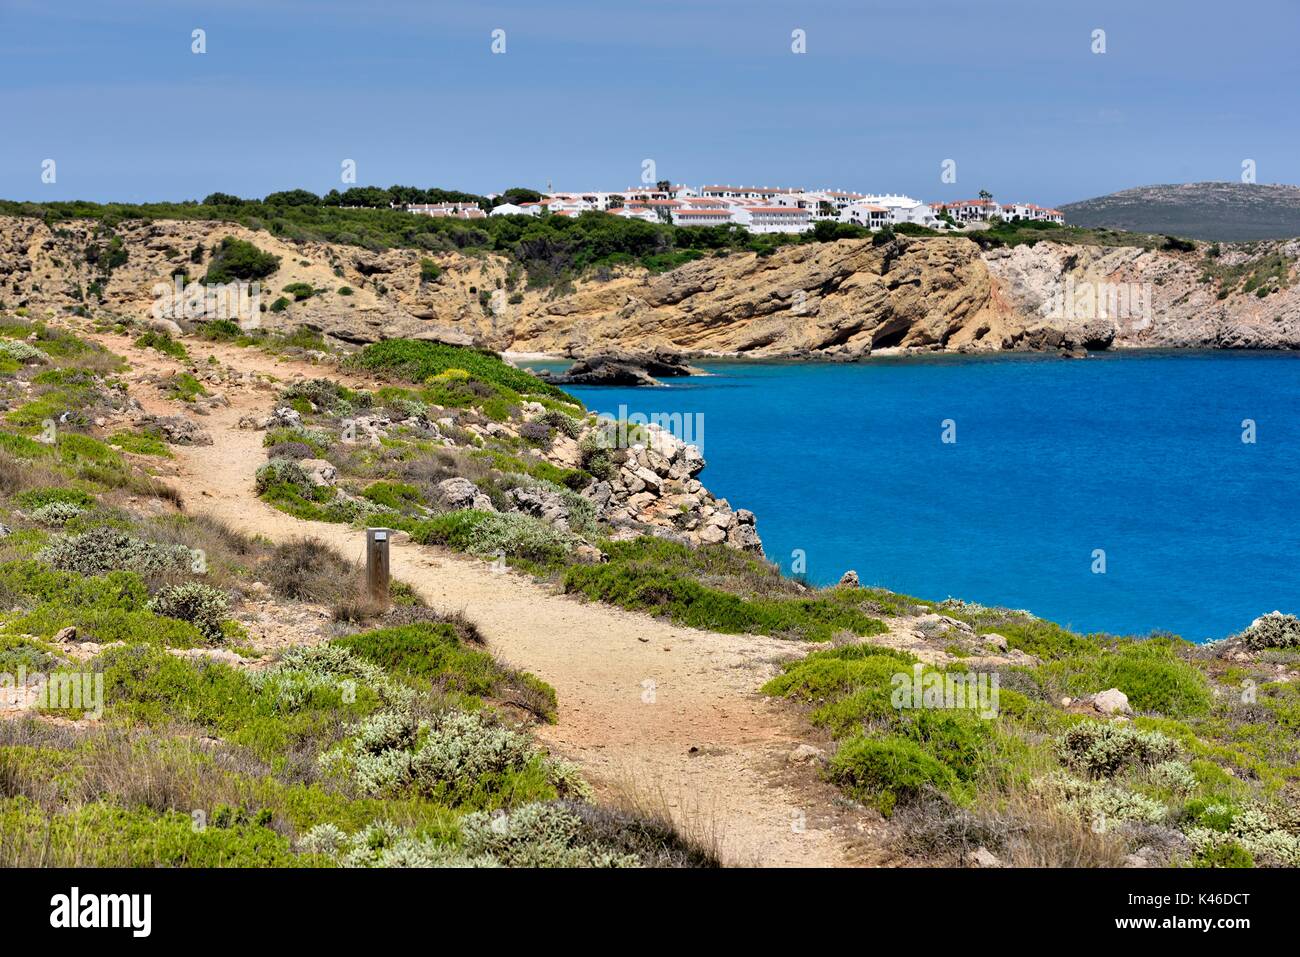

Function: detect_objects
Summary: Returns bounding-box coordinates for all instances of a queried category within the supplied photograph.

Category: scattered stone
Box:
[137,414,213,446]
[839,570,860,587]
[788,744,826,763]
[53,626,78,644]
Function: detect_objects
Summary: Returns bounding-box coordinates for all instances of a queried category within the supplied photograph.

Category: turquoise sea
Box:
[535,351,1300,642]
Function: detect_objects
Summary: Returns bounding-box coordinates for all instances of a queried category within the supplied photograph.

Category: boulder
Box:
[1088,688,1132,716]
[727,523,763,553]
[980,632,1010,652]
[437,477,495,512]
[539,358,662,387]
[147,318,183,337]
[839,570,860,587]
[298,459,338,487]
[506,485,571,530]
[965,847,1002,868]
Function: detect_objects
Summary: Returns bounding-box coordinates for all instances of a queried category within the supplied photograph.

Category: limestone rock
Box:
[298,459,338,487]
[437,477,494,512]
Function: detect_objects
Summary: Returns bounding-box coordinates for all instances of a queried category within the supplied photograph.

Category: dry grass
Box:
[599,769,725,867]
[895,788,1132,868]
[258,537,361,604]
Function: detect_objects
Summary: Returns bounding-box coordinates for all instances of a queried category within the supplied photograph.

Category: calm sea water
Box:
[533,352,1300,641]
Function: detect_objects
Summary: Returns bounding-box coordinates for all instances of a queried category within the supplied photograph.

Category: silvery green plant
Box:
[147,582,231,642]
[38,526,192,576]
[1054,721,1180,778]
[30,501,85,526]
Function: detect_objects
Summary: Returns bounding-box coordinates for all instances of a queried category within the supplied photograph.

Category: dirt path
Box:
[95,331,883,867]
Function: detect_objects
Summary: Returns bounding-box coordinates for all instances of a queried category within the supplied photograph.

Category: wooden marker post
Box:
[366,527,391,607]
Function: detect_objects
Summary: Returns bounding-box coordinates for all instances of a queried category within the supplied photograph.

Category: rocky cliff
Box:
[2,214,1297,356]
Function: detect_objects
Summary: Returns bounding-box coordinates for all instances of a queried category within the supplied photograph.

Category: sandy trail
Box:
[97,331,880,867]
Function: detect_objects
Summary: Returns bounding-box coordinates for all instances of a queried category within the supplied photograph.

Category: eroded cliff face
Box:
[2,214,1297,356]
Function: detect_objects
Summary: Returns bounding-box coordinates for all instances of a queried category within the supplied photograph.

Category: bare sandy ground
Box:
[95,330,889,867]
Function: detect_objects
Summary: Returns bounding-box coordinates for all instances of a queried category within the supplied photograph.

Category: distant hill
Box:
[1060,182,1300,242]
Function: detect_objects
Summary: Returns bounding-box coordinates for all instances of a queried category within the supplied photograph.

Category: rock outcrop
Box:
[3,214,1297,357]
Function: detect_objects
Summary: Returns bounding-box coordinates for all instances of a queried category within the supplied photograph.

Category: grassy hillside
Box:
[1061,182,1300,241]
[0,318,714,868]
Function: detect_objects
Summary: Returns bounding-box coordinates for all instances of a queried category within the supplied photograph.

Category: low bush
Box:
[1236,612,1300,650]
[1054,721,1181,778]
[347,339,571,401]
[829,735,959,815]
[37,526,192,577]
[148,582,231,642]
[258,538,359,604]
[334,622,557,721]
[564,560,887,642]
[411,509,576,566]
[134,330,188,360]
[203,237,281,284]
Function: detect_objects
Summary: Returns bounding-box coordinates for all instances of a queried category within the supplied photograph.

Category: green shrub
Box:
[255,459,313,497]
[1054,721,1181,778]
[828,735,958,815]
[193,319,243,341]
[134,330,188,360]
[269,297,290,313]
[166,372,208,402]
[109,429,172,457]
[321,708,553,808]
[30,501,85,525]
[540,409,582,439]
[411,509,575,566]
[282,282,315,301]
[1236,612,1300,650]
[37,526,192,576]
[564,561,887,642]
[419,259,441,282]
[1037,640,1212,716]
[0,340,48,364]
[204,237,281,284]
[13,487,94,510]
[334,622,557,720]
[148,582,231,642]
[348,339,570,401]
[361,481,422,511]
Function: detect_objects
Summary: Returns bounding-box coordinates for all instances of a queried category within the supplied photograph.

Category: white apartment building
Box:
[607,206,659,223]
[670,207,734,227]
[406,203,486,220]
[699,184,803,201]
[729,205,813,234]
[489,203,541,217]
[935,199,1064,224]
[496,182,1066,232]
[861,194,942,227]
[840,202,892,229]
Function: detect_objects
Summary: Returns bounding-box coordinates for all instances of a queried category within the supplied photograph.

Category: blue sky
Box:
[2,0,1297,206]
